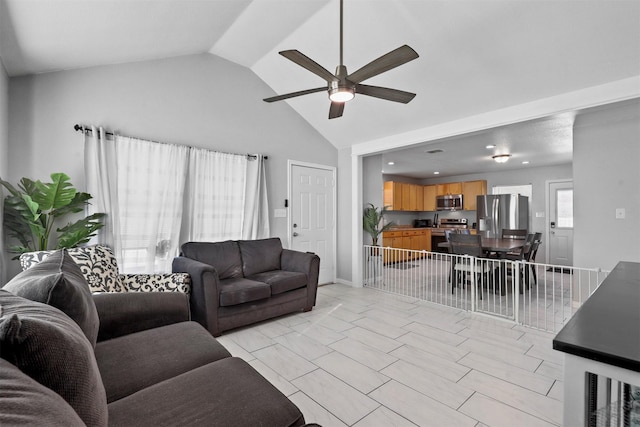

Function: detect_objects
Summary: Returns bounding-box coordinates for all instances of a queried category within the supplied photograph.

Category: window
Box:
[556,189,574,228]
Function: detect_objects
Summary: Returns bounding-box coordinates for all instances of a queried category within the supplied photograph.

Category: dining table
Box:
[438,237,525,258]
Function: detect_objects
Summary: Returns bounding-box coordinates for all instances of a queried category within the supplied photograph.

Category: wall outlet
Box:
[615,208,625,219]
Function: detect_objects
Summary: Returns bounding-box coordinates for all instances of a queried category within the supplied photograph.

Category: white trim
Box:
[287,159,337,284]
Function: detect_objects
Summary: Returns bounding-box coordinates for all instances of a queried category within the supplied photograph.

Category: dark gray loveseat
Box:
[173,238,320,337]
[0,249,307,426]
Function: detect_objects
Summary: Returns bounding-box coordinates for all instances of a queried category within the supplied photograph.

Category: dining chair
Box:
[504,234,534,292]
[527,232,543,285]
[501,228,528,240]
[449,234,497,298]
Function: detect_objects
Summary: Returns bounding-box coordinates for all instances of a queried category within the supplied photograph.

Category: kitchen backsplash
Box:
[385,210,477,228]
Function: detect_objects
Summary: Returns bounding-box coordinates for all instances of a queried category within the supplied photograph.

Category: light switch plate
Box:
[535,212,545,218]
[274,208,287,218]
[615,208,625,219]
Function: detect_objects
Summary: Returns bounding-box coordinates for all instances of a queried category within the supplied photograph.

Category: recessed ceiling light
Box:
[387,161,395,165]
[433,171,440,175]
[486,144,496,149]
[522,161,530,164]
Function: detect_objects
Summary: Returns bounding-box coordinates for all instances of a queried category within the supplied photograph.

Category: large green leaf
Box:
[56,213,106,249]
[2,173,105,254]
[32,173,77,211]
[52,192,93,217]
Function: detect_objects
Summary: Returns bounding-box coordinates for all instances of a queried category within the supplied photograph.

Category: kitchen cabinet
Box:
[382,229,431,263]
[436,182,462,196]
[462,180,487,211]
[423,185,436,211]
[383,181,403,210]
[384,181,423,211]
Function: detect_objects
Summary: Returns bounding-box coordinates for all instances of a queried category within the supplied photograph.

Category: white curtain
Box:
[86,129,189,273]
[84,126,121,261]
[242,154,270,239]
[114,136,189,273]
[85,127,270,272]
[186,148,246,242]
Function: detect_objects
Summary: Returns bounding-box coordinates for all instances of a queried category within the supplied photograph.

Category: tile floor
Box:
[216,283,564,427]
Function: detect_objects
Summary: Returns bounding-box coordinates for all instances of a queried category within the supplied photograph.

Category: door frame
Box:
[545,178,573,265]
[287,159,337,284]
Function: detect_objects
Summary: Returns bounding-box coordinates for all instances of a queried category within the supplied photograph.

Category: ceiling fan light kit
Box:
[263,0,418,119]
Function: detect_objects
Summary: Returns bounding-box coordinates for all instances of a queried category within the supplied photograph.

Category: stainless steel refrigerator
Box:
[476,194,529,238]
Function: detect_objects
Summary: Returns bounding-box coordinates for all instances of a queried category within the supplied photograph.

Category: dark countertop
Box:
[552,261,640,372]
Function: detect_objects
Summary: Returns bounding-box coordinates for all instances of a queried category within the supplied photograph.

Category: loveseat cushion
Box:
[181,241,244,280]
[4,249,100,347]
[108,357,305,427]
[0,291,108,427]
[238,238,283,277]
[20,245,125,293]
[219,277,271,307]
[0,358,85,427]
[95,321,231,402]
[247,270,308,295]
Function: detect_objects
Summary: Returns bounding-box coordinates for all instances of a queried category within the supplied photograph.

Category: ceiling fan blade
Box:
[347,45,419,84]
[356,84,416,104]
[329,102,345,119]
[279,50,339,83]
[263,87,327,103]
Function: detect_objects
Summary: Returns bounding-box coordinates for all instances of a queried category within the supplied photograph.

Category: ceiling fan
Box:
[263,0,419,119]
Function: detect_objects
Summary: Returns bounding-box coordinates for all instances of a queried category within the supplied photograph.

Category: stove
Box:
[431,218,468,253]
[432,218,468,236]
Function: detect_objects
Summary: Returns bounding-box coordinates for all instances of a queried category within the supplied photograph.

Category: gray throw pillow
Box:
[238,238,283,277]
[0,290,108,427]
[4,249,100,347]
[0,358,85,427]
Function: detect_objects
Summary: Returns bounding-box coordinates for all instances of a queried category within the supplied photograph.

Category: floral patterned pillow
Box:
[20,245,125,293]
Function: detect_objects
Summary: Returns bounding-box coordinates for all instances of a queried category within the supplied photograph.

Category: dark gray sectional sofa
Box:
[173,238,320,337]
[0,249,307,426]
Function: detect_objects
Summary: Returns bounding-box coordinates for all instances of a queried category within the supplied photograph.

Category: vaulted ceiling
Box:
[1,0,639,176]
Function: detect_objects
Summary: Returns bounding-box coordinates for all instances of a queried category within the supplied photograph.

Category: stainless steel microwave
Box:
[436,194,463,211]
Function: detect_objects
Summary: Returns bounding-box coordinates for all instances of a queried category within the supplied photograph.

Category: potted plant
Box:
[0,172,105,258]
[363,203,395,246]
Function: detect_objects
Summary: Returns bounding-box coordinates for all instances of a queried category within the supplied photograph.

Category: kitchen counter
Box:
[552,261,640,425]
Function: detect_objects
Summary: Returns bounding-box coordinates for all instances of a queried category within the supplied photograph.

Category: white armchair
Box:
[19,245,190,294]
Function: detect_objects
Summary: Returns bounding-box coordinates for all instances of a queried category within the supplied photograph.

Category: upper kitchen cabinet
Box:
[462,180,487,211]
[383,181,403,210]
[423,185,436,211]
[385,181,424,211]
[436,182,462,196]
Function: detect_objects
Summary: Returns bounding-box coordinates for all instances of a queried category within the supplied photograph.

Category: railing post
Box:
[514,260,521,324]
[470,255,476,313]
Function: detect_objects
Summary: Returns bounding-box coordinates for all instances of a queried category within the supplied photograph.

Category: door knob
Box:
[293,232,299,237]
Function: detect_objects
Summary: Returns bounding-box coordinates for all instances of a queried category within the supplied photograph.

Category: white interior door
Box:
[548,180,574,266]
[289,162,335,284]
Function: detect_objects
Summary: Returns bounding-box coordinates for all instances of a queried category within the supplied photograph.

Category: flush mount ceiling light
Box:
[492,154,511,163]
[387,161,395,165]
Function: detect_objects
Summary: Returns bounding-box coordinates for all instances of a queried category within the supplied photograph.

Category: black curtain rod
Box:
[74,124,267,160]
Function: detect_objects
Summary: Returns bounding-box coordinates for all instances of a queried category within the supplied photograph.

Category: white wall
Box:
[6,53,338,278]
[336,147,353,282]
[0,62,8,284]
[573,101,640,271]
